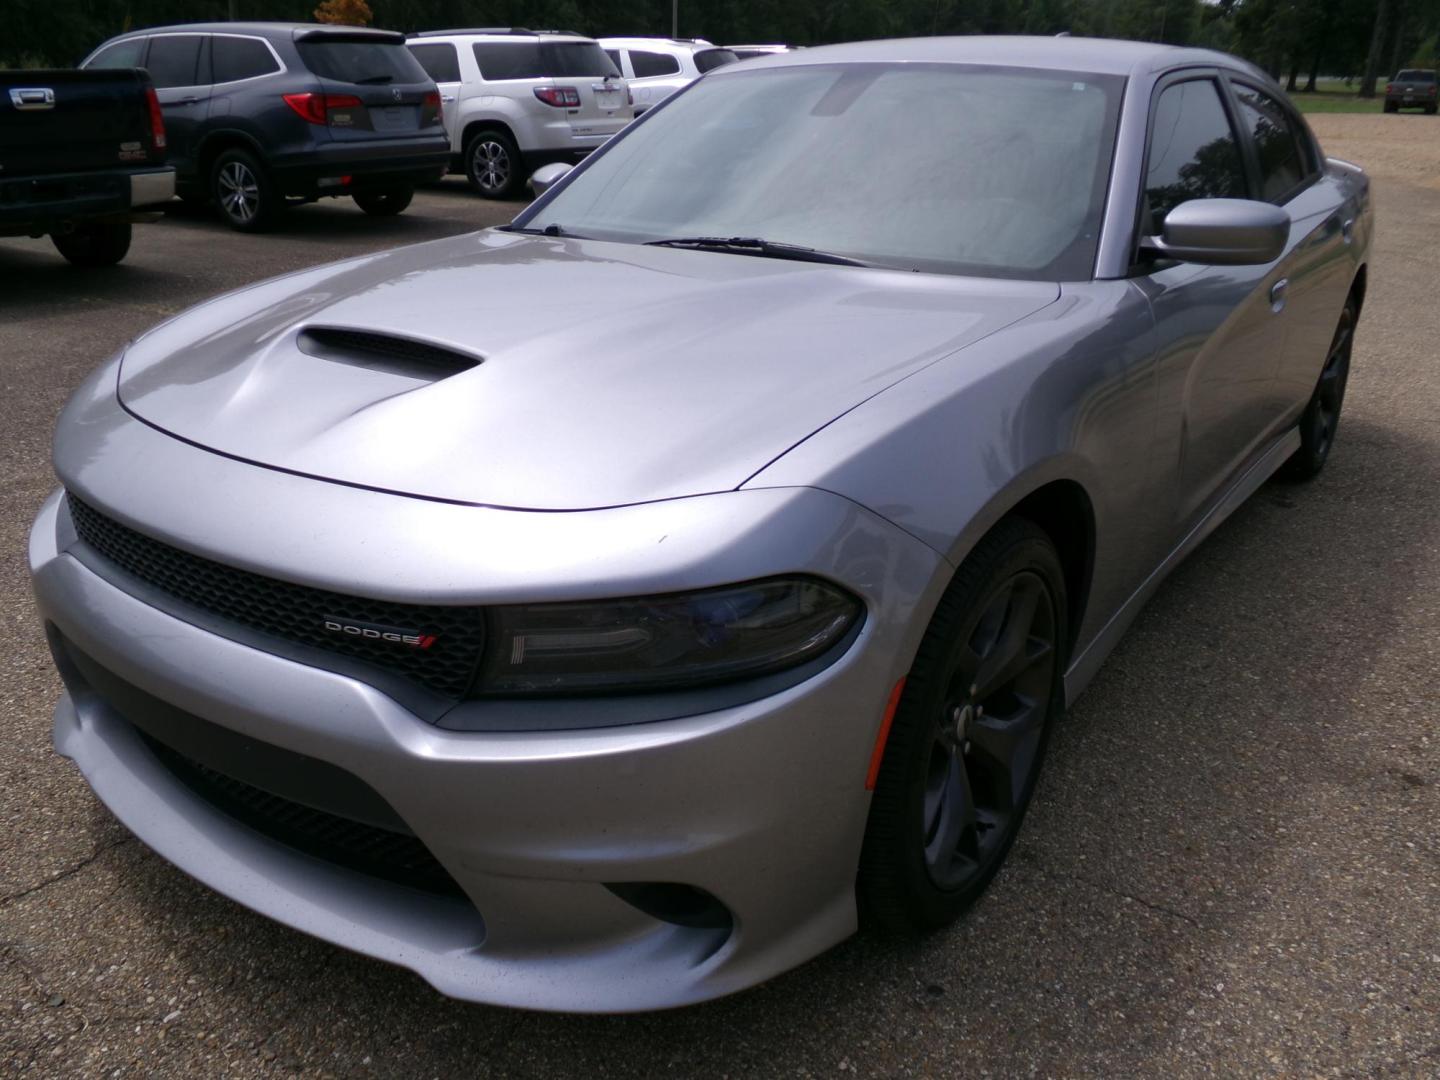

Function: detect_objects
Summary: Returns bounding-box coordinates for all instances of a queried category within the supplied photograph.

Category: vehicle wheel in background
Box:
[1383,101,1398,113]
[464,129,522,198]
[352,187,415,216]
[51,221,132,267]
[859,518,1066,933]
[1281,294,1357,481]
[212,148,280,232]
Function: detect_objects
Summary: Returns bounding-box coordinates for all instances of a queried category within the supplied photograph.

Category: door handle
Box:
[171,96,201,104]
[440,94,456,102]
[1269,278,1289,311]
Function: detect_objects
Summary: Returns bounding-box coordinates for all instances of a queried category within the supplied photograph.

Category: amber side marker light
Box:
[864,677,908,790]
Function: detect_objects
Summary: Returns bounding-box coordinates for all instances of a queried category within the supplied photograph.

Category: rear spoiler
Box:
[294,28,406,45]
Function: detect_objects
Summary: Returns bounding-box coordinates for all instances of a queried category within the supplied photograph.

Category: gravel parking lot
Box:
[2,119,1437,1077]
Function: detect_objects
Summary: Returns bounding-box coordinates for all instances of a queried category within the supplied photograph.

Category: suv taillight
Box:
[282,92,363,125]
[144,85,167,152]
[422,89,442,125]
[533,86,581,108]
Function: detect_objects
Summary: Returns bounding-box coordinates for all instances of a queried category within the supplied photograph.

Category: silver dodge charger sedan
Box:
[30,36,1370,1011]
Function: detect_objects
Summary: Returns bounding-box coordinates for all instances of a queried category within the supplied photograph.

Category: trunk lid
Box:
[117,231,1058,510]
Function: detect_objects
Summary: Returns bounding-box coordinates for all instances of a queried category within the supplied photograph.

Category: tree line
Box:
[6,0,1439,98]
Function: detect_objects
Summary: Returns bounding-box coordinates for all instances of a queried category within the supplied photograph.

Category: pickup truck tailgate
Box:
[1,69,163,179]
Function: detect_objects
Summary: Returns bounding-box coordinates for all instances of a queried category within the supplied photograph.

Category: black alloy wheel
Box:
[1281,295,1357,481]
[860,517,1066,933]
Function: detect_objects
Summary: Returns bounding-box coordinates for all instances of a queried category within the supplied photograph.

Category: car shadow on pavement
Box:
[70,414,1440,1075]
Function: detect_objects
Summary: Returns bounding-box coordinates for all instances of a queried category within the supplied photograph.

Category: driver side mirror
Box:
[528,162,573,198]
[1141,198,1290,266]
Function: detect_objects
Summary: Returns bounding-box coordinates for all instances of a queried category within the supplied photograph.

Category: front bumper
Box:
[30,407,946,1010]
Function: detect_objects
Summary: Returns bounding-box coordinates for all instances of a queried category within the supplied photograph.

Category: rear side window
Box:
[1144,79,1248,224]
[473,43,542,80]
[146,35,204,88]
[408,42,461,83]
[694,49,739,73]
[473,41,619,80]
[604,49,622,70]
[297,40,429,85]
[212,37,280,83]
[630,50,680,78]
[87,39,146,69]
[1232,85,1307,201]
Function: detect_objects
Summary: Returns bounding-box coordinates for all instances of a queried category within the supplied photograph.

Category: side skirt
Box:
[1062,428,1301,705]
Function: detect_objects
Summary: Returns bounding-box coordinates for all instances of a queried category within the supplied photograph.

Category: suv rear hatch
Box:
[473,38,628,138]
[294,30,441,142]
[0,69,163,179]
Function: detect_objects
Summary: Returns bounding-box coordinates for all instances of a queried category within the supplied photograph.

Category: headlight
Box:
[476,576,863,696]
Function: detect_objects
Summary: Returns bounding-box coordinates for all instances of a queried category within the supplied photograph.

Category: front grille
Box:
[139,731,466,898]
[67,494,484,699]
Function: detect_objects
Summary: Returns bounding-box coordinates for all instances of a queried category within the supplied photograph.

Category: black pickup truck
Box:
[1,69,175,266]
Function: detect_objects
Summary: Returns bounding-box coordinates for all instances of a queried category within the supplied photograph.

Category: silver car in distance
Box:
[31,36,1370,1012]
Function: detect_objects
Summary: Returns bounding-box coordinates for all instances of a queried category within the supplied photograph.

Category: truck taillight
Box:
[144,85,167,151]
[282,92,363,125]
[533,86,581,108]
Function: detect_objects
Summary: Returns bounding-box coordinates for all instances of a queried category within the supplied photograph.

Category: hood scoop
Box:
[298,327,482,381]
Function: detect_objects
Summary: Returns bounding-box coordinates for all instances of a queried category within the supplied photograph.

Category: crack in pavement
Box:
[1023,859,1203,928]
[0,836,135,909]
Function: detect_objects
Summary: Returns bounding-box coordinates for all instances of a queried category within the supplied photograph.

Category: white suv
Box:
[598,38,738,115]
[407,29,632,198]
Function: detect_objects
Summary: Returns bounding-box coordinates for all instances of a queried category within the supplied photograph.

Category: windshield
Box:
[522,64,1123,280]
[1396,69,1436,82]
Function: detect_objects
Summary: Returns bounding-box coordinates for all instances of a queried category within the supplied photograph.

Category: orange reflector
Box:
[864,677,907,791]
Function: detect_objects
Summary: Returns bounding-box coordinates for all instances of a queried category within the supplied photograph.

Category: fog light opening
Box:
[605,882,733,931]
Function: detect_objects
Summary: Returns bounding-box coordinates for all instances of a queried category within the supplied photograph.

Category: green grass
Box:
[1288,78,1384,115]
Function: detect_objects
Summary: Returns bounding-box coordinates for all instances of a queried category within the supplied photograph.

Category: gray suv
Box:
[83,23,451,230]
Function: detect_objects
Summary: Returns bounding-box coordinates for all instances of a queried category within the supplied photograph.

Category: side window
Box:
[86,38,146,69]
[1144,78,1248,225]
[630,51,680,78]
[145,35,204,89]
[472,43,542,80]
[213,37,281,83]
[1231,85,1309,202]
[408,42,461,83]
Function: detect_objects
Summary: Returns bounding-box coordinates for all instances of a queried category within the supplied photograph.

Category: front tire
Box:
[859,518,1067,934]
[352,186,414,216]
[51,221,132,267]
[1280,295,1357,481]
[464,129,522,198]
[212,148,279,232]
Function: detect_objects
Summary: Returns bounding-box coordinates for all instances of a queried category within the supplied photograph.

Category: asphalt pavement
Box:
[1,144,1437,1077]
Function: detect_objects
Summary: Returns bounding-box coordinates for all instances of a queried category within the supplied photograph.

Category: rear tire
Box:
[51,221,132,267]
[211,148,280,232]
[1384,101,1398,113]
[1280,295,1357,481]
[464,129,522,198]
[352,186,414,216]
[859,518,1067,934]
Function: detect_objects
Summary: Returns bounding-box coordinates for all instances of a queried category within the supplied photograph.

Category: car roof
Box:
[731,35,1264,79]
[102,22,404,43]
[408,29,596,44]
[597,37,718,51]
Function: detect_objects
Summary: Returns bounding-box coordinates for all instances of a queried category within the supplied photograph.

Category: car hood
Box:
[118,230,1058,510]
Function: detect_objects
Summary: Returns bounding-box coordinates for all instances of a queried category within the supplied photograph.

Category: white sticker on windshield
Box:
[1073,82,1087,91]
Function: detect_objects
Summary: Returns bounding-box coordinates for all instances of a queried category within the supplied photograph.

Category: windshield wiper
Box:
[644,236,870,267]
[356,74,394,85]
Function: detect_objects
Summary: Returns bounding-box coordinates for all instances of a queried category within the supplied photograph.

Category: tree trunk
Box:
[1361,0,1393,97]
[1286,62,1300,92]
[1305,7,1333,94]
